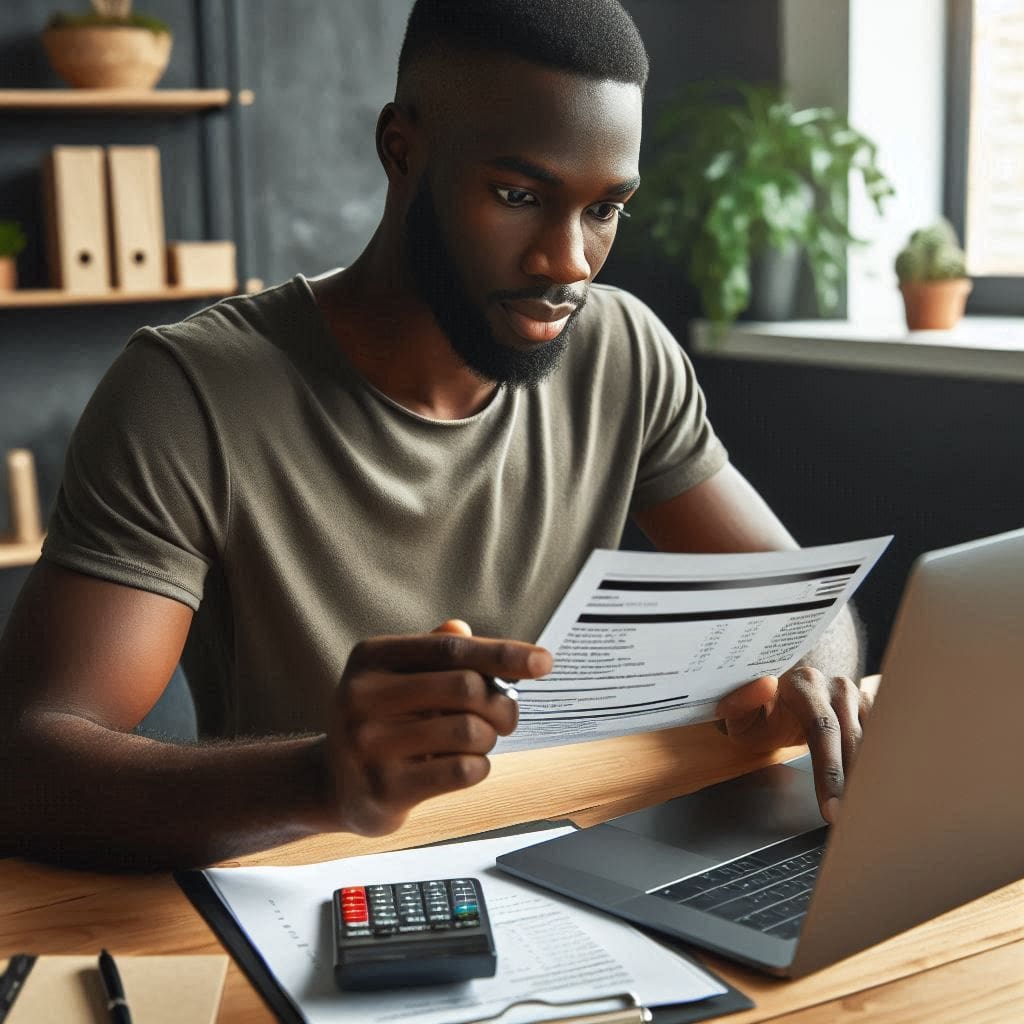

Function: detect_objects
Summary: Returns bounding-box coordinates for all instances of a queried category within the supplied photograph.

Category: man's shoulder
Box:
[129,275,312,379]
[566,282,683,375]
[575,282,680,354]
[582,282,664,326]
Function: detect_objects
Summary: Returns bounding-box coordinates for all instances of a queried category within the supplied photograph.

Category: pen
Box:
[98,949,132,1024]
[0,954,36,1022]
[487,676,519,701]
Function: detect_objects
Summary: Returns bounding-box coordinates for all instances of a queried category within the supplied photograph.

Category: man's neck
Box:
[309,242,498,421]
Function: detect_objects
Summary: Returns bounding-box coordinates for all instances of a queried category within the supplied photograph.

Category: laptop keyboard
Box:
[650,827,829,940]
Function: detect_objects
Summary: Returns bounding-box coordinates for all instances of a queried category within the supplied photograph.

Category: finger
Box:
[348,754,491,835]
[781,667,845,823]
[347,669,518,734]
[858,687,874,726]
[718,678,804,750]
[432,619,473,636]
[716,675,779,720]
[362,711,499,761]
[718,703,769,739]
[828,675,864,774]
[428,622,517,717]
[347,633,552,679]
[377,753,491,809]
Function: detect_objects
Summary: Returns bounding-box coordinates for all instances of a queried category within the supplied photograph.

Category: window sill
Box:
[689,317,1024,383]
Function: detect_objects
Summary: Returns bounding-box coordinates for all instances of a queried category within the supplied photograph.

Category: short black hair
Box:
[398,0,649,92]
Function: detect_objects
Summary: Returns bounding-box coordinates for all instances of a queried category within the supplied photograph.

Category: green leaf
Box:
[704,151,734,181]
[637,77,894,328]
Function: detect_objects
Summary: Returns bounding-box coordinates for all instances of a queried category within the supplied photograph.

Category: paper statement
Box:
[203,829,725,1024]
[495,536,892,754]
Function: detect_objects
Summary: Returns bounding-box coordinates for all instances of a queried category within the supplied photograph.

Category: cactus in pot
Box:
[895,219,972,330]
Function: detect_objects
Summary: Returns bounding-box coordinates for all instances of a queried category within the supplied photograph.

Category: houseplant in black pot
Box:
[633,82,894,334]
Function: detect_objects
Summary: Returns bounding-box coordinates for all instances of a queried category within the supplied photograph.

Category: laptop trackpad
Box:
[608,761,825,866]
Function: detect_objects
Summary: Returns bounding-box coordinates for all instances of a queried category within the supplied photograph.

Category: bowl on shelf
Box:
[41,23,173,89]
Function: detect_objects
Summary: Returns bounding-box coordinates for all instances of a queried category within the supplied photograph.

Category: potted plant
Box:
[41,0,172,90]
[895,219,972,331]
[0,221,28,291]
[633,82,895,333]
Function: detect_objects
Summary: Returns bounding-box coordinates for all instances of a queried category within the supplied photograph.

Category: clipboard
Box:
[176,820,753,1024]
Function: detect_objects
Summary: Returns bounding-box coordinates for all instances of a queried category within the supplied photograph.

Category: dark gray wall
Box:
[7,0,1014,681]
[0,0,779,611]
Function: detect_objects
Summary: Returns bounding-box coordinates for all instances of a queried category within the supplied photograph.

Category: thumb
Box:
[715,675,779,722]
[431,618,473,637]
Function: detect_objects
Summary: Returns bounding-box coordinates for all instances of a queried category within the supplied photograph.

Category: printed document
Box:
[495,536,891,753]
[203,829,726,1023]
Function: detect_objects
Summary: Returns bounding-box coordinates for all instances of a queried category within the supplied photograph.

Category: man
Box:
[0,0,864,870]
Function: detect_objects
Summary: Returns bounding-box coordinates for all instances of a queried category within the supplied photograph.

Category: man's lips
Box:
[500,299,577,343]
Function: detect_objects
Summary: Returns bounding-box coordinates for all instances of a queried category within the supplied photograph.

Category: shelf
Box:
[690,317,1024,384]
[0,88,233,113]
[0,285,238,308]
[0,537,43,570]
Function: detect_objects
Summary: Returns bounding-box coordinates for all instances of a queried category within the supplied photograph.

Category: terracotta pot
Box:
[0,257,16,291]
[899,279,972,331]
[41,25,172,89]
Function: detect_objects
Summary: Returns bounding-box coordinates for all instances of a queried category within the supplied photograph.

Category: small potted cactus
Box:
[0,221,28,291]
[41,0,172,90]
[895,218,972,331]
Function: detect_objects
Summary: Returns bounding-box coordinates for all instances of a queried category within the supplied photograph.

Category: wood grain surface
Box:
[2,723,1020,1022]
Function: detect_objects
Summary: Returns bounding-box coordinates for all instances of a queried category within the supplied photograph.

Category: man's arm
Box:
[0,563,544,870]
[633,463,868,822]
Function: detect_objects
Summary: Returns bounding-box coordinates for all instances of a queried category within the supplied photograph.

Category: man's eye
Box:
[588,202,629,222]
[495,187,538,207]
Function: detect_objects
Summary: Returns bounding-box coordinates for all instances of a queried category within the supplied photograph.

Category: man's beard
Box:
[403,177,586,389]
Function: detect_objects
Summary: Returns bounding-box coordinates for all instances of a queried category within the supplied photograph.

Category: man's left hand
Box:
[714,668,873,825]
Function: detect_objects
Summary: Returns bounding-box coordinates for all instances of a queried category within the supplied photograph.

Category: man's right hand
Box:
[324,620,551,836]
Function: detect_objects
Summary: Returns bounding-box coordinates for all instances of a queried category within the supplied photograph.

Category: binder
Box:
[41,145,111,292]
[176,821,753,1024]
[106,144,167,291]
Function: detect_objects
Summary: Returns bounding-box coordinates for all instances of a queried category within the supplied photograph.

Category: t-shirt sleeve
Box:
[626,294,729,512]
[41,330,230,610]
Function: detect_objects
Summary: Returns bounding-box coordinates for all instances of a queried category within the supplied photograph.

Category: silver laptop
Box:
[497,529,1024,977]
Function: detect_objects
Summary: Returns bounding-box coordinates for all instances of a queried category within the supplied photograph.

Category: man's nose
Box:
[521,217,590,284]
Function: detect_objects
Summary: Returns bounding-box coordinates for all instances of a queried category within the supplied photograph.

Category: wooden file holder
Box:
[0,449,45,569]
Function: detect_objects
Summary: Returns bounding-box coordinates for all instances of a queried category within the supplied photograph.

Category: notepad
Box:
[0,954,227,1024]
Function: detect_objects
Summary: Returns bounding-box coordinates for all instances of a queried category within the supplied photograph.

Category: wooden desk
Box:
[2,723,1022,1022]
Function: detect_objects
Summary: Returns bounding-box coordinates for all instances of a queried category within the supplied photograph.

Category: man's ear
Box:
[376,102,415,182]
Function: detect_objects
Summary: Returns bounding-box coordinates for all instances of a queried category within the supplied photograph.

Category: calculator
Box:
[331,877,497,990]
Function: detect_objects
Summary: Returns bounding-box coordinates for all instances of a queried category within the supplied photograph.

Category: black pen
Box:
[98,949,132,1024]
[487,676,519,701]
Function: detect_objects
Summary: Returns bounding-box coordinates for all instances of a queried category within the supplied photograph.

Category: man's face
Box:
[402,60,643,388]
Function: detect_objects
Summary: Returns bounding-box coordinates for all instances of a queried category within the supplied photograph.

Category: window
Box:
[947,0,1024,312]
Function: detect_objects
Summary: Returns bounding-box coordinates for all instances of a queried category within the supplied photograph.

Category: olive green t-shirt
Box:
[41,276,728,737]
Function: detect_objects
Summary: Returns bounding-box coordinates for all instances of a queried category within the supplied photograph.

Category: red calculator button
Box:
[340,887,369,924]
